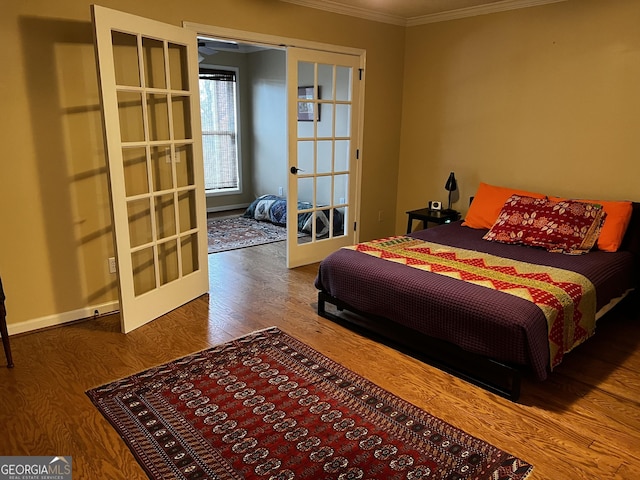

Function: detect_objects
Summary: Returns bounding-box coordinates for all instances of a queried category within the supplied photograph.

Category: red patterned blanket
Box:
[346,236,597,370]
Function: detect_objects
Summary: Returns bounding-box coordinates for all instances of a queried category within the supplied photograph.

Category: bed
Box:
[315,186,640,401]
[243,194,344,237]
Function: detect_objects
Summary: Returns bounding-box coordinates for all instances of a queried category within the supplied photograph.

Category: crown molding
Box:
[407,0,568,26]
[280,0,568,27]
[279,0,406,26]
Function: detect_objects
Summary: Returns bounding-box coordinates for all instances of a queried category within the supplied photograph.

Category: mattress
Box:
[315,221,636,380]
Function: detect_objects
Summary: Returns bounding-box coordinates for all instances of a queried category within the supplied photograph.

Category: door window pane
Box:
[168,43,189,91]
[142,37,166,89]
[147,94,170,141]
[333,174,349,206]
[151,146,173,191]
[335,207,347,237]
[336,66,352,101]
[178,190,197,233]
[317,140,332,174]
[297,177,314,206]
[297,117,314,138]
[297,140,314,174]
[172,95,192,140]
[175,144,195,187]
[318,64,334,101]
[155,193,176,239]
[317,104,333,138]
[127,198,153,248]
[335,104,351,137]
[132,247,156,296]
[335,140,350,172]
[117,91,144,142]
[316,175,331,207]
[298,62,314,87]
[158,240,179,285]
[123,147,149,196]
[181,233,199,275]
[112,31,140,87]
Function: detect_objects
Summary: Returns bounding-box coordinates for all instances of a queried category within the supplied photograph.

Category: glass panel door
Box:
[93,5,208,332]
[287,48,362,268]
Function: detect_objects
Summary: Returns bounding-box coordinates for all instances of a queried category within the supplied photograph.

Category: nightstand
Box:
[406,208,461,234]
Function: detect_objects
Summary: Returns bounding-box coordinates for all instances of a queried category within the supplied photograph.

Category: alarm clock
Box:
[428,201,442,211]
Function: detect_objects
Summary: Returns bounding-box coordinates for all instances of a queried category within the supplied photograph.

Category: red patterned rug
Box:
[86,328,533,480]
[207,216,288,253]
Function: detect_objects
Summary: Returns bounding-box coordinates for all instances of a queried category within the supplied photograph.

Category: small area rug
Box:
[86,327,533,480]
[208,216,287,253]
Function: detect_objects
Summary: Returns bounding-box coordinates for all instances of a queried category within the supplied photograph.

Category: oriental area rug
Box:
[86,327,533,480]
[207,216,288,253]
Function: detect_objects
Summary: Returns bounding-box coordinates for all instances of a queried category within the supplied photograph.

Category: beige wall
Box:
[0,0,404,329]
[6,0,637,333]
[396,0,640,233]
[249,49,288,200]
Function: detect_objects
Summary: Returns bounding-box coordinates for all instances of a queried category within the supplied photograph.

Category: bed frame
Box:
[317,202,640,402]
[317,291,523,400]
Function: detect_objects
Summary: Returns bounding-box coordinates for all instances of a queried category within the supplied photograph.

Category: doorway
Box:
[197,39,288,233]
[93,8,364,334]
[188,24,366,267]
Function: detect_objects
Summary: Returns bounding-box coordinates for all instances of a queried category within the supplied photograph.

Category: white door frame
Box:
[183,22,366,261]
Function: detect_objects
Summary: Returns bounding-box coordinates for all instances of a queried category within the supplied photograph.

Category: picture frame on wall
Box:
[297,86,321,122]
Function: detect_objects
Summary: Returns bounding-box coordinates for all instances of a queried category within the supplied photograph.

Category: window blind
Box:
[199,68,239,191]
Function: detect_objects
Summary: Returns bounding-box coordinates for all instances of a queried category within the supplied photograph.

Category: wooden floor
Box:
[1,241,639,479]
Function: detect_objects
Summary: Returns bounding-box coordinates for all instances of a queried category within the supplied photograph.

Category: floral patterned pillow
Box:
[483,195,606,254]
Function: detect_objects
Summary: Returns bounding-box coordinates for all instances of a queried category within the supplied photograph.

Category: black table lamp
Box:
[444,172,457,212]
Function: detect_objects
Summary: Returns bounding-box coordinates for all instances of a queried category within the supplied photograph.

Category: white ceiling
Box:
[280,0,567,26]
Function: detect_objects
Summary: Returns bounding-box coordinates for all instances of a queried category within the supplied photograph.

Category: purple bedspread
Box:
[315,221,636,380]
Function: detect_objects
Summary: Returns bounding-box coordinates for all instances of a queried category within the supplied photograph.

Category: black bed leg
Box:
[317,292,326,315]
[318,291,344,315]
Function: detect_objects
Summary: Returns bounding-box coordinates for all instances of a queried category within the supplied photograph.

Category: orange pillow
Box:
[463,182,546,230]
[548,197,632,252]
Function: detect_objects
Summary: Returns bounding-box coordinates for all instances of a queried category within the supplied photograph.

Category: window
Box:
[199,68,240,193]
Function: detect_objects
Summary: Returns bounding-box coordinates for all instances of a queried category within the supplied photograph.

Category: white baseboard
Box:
[207,203,250,213]
[7,300,120,336]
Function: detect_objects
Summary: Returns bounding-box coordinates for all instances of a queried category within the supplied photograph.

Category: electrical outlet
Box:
[278,186,284,196]
[378,210,384,222]
[108,257,117,274]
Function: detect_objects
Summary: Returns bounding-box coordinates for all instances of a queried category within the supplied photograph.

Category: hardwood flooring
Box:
[1,241,639,479]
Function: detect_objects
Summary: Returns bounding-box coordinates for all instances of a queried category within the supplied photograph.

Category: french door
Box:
[92,5,209,333]
[287,47,362,268]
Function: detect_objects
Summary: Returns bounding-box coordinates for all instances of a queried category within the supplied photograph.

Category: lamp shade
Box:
[445,172,457,192]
